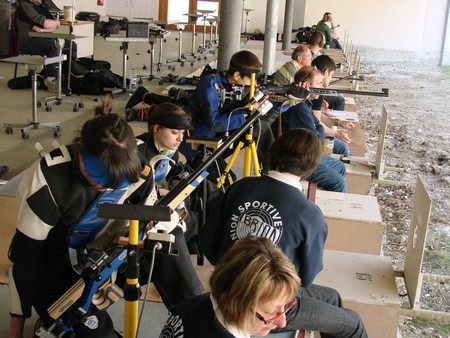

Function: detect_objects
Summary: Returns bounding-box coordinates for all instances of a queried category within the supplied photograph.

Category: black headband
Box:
[149,115,194,130]
[228,59,261,78]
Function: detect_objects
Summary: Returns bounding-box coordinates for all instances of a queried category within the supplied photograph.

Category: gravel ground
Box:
[354,46,450,337]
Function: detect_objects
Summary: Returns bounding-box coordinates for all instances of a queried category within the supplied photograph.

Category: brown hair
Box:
[228,50,262,76]
[309,31,325,48]
[76,97,141,187]
[146,102,191,132]
[210,236,300,331]
[312,54,336,74]
[293,66,320,85]
[318,13,333,25]
[269,128,322,178]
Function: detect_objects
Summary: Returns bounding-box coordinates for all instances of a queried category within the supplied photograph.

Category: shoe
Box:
[125,108,138,122]
[0,165,9,178]
[44,78,58,93]
[125,86,148,109]
[126,107,149,122]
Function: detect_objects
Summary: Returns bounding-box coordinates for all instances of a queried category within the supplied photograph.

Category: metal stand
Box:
[205,17,218,53]
[60,1,78,97]
[185,13,200,59]
[104,36,149,95]
[29,31,84,112]
[210,15,219,45]
[139,32,178,86]
[197,9,215,54]
[213,15,219,44]
[139,36,160,82]
[156,30,175,72]
[1,55,64,139]
[146,21,177,73]
[166,23,189,66]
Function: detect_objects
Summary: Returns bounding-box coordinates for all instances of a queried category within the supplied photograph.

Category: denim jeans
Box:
[20,38,78,77]
[307,154,346,192]
[322,95,346,111]
[333,138,351,156]
[277,285,368,338]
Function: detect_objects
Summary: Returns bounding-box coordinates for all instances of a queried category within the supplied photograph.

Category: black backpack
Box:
[70,58,123,95]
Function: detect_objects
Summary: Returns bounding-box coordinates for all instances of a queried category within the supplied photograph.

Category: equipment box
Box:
[127,22,149,38]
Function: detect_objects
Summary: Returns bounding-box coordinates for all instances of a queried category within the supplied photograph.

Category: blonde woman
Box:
[316,12,342,49]
[159,236,301,337]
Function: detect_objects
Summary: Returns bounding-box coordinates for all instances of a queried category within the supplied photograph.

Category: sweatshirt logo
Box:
[230,201,283,243]
[160,314,184,337]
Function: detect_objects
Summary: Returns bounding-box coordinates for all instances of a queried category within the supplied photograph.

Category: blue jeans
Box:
[307,154,346,192]
[276,285,368,338]
[333,138,351,156]
[322,95,346,111]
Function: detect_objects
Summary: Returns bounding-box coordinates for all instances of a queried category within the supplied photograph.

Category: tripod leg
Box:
[250,141,261,177]
[217,142,243,189]
[243,132,257,177]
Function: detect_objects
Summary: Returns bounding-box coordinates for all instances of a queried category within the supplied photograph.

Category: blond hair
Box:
[210,237,300,331]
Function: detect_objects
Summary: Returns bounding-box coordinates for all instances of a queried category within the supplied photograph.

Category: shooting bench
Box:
[315,176,450,337]
[315,190,383,255]
[185,137,223,152]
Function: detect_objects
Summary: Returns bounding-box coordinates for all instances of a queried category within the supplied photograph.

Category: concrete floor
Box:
[0,30,219,338]
[0,30,218,179]
[0,29,295,337]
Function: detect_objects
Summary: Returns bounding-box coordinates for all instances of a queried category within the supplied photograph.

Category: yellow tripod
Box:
[217,73,261,188]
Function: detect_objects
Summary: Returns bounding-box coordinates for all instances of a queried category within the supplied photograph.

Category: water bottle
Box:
[324,126,337,156]
[129,68,137,91]
[324,136,334,156]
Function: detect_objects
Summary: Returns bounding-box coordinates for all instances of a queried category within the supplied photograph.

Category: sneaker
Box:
[44,78,58,93]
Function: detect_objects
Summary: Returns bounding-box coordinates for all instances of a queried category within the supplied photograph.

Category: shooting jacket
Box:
[8,144,153,319]
[187,72,248,138]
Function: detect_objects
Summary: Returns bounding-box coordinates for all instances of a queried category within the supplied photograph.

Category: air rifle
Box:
[329,70,365,85]
[260,83,389,102]
[36,176,211,337]
[36,204,171,338]
[309,87,389,97]
[37,86,275,338]
[157,90,274,210]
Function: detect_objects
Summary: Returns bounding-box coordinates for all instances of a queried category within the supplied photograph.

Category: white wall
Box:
[53,0,107,16]
[53,0,448,52]
[242,0,447,52]
[242,0,286,34]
